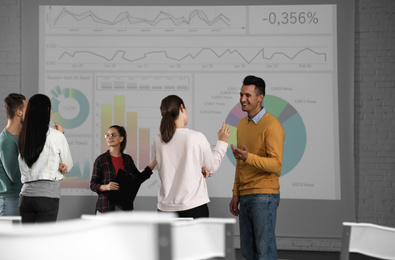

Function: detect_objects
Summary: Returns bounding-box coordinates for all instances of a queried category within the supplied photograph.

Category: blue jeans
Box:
[0,197,20,216]
[239,194,280,260]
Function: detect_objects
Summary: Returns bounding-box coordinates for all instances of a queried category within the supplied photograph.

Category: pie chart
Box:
[50,86,89,129]
[225,95,306,176]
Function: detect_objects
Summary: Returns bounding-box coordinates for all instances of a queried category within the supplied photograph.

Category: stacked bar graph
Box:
[139,129,150,168]
[101,96,153,169]
[101,104,112,153]
[126,112,138,160]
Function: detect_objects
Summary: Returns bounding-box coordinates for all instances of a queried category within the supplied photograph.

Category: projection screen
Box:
[22,0,355,238]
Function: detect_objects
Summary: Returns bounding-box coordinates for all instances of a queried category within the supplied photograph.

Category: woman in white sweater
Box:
[18,94,73,223]
[154,95,230,218]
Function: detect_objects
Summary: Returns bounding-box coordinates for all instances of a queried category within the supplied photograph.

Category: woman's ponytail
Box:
[159,95,185,143]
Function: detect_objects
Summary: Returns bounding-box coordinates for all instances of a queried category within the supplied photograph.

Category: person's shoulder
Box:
[237,116,248,127]
[0,129,9,144]
[47,128,67,144]
[186,128,206,139]
[122,153,132,160]
[0,129,17,148]
[95,151,109,162]
[154,133,162,141]
[98,151,110,158]
[0,128,6,137]
[48,127,63,137]
[265,112,281,123]
[186,130,211,147]
[0,128,13,140]
[262,113,283,130]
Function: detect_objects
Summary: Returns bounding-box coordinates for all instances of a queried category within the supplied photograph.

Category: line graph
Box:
[57,47,328,64]
[51,7,232,28]
[38,4,340,201]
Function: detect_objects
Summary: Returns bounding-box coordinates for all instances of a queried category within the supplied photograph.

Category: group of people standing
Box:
[0,93,73,222]
[0,75,284,260]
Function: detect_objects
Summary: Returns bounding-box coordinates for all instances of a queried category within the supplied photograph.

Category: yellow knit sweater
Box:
[232,112,285,196]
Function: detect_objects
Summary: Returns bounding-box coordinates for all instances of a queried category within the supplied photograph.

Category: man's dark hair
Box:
[243,75,266,96]
[4,93,26,119]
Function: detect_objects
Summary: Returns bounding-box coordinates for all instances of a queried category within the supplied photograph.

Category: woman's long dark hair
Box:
[108,125,127,153]
[159,95,185,143]
[18,94,51,168]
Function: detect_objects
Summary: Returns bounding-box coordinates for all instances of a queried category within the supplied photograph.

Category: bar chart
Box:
[100,96,156,169]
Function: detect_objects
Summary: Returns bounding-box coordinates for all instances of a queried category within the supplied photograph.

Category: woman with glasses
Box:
[18,94,73,223]
[154,95,230,218]
[90,125,156,213]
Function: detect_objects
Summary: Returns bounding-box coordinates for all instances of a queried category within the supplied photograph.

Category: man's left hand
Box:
[231,144,248,162]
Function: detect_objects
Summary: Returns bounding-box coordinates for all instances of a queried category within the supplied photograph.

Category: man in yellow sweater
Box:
[229,75,285,260]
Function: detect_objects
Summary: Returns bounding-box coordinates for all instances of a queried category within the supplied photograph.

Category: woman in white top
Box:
[154,95,230,218]
[18,94,73,223]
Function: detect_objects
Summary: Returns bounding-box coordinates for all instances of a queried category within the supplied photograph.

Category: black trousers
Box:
[19,195,59,223]
[159,203,209,219]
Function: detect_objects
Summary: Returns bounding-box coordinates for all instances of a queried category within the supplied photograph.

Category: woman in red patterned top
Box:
[90,125,156,213]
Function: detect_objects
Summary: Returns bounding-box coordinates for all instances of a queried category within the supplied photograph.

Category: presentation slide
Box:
[38,5,340,200]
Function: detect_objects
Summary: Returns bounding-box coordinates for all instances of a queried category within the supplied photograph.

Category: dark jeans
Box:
[19,195,59,223]
[159,203,209,219]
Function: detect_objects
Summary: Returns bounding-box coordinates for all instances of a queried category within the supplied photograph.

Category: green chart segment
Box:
[225,95,306,176]
[50,86,89,129]
[66,158,91,180]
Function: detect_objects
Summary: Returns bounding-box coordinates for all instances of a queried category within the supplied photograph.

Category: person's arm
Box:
[230,128,241,216]
[90,157,103,193]
[57,130,73,173]
[202,122,230,176]
[127,155,153,183]
[148,157,156,170]
[0,140,21,184]
[232,155,241,197]
[90,156,118,193]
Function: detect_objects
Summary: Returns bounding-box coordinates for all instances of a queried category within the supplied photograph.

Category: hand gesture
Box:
[230,144,248,162]
[54,122,65,134]
[217,122,230,142]
[58,163,68,174]
[201,167,210,178]
[107,182,119,191]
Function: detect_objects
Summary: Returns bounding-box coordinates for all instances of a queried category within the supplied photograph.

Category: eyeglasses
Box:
[104,133,118,139]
